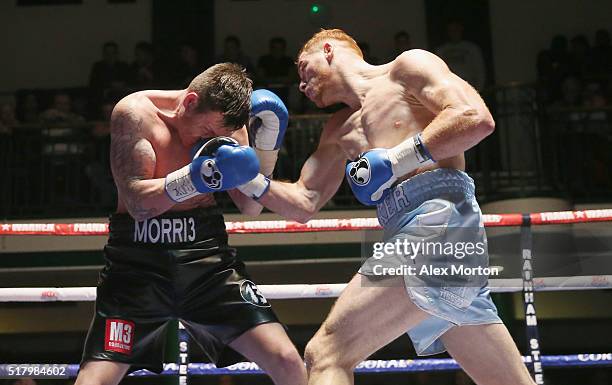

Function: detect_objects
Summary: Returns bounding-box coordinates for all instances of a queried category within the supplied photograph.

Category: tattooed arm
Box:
[110,103,174,221]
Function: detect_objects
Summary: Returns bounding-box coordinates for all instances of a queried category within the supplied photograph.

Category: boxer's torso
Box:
[332,59,465,180]
[114,90,216,215]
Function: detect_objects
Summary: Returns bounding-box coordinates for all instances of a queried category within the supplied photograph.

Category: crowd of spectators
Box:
[0,27,610,214]
[0,22,494,132]
[1,25,610,133]
[537,29,612,108]
[536,29,612,195]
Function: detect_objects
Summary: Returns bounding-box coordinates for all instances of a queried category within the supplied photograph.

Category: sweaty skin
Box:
[257,48,494,222]
[110,90,253,221]
[85,92,308,385]
[317,60,466,171]
[265,42,533,385]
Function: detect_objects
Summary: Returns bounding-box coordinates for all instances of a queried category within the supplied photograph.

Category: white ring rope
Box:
[0,275,609,302]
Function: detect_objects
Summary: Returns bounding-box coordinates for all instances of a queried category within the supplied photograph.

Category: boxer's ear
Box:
[324,42,333,63]
[184,92,199,112]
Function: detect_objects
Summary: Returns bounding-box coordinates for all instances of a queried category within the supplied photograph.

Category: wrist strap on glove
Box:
[238,173,270,200]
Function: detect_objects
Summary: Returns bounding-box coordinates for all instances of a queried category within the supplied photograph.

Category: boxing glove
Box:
[165,137,260,202]
[248,89,289,176]
[346,133,435,206]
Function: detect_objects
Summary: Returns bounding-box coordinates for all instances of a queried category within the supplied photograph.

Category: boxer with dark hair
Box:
[76,63,306,385]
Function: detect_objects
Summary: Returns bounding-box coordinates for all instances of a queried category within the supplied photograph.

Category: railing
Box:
[0,93,611,219]
[543,105,612,201]
[473,84,553,199]
[470,83,611,202]
[0,124,113,219]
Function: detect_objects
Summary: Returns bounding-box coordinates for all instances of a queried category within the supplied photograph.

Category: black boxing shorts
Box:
[81,207,279,373]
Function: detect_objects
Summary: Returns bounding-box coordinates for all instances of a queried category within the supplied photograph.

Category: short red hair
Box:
[298,28,363,59]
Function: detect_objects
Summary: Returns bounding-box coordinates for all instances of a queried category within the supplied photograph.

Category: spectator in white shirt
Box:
[436,20,486,91]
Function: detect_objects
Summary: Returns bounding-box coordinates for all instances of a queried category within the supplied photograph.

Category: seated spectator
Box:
[18,93,40,124]
[72,94,89,119]
[583,81,609,109]
[537,35,572,103]
[436,19,486,91]
[0,103,19,134]
[171,42,202,88]
[552,76,611,192]
[256,37,296,104]
[569,34,594,79]
[41,92,85,124]
[89,41,130,106]
[592,29,612,80]
[557,76,583,108]
[215,35,255,75]
[357,41,379,64]
[91,100,114,139]
[87,100,116,208]
[129,41,156,90]
[257,37,295,85]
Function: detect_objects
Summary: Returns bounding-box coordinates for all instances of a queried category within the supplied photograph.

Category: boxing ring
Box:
[1,208,612,384]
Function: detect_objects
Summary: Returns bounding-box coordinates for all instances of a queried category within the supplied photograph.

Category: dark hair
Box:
[225,35,241,47]
[135,41,153,53]
[188,63,252,130]
[595,29,610,45]
[103,41,118,50]
[446,18,464,27]
[394,31,410,41]
[270,37,286,48]
[571,34,590,48]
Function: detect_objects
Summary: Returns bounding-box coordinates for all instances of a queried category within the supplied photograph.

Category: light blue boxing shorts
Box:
[358,168,502,356]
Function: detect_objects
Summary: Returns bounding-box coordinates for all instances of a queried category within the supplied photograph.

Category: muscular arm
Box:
[226,126,264,216]
[395,50,495,160]
[257,112,348,223]
[110,104,174,221]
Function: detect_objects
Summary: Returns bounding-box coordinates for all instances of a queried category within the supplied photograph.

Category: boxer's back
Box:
[112,91,216,216]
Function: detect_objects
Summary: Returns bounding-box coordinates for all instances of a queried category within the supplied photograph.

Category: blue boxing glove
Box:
[165,137,260,202]
[346,149,395,206]
[248,89,288,176]
[237,89,288,200]
[346,133,435,206]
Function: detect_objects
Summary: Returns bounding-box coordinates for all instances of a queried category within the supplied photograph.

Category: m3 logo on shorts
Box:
[104,319,135,354]
[240,280,270,307]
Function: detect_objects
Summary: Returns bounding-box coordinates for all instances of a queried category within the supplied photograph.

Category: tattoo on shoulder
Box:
[110,108,156,185]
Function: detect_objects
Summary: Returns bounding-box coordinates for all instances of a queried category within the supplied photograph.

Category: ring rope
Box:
[2,210,610,380]
[0,275,609,302]
[1,209,611,235]
[2,353,610,378]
